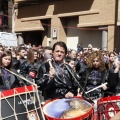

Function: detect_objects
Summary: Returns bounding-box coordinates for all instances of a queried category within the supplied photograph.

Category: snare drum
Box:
[0,85,45,120]
[97,96,120,120]
[42,97,94,120]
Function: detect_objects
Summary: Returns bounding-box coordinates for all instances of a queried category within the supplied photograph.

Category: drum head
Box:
[43,98,92,119]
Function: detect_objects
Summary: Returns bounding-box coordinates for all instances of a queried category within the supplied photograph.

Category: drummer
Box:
[35,41,79,101]
[83,51,119,99]
[82,51,107,100]
[0,50,24,91]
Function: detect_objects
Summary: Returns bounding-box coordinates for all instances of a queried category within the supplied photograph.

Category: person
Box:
[69,50,81,76]
[0,50,23,91]
[11,49,20,71]
[35,46,53,102]
[65,56,76,71]
[69,49,77,59]
[33,49,41,70]
[35,41,79,100]
[17,47,27,66]
[65,56,81,85]
[15,47,27,74]
[37,46,53,66]
[77,43,83,53]
[104,52,119,96]
[83,51,107,100]
[19,49,37,84]
[88,44,93,54]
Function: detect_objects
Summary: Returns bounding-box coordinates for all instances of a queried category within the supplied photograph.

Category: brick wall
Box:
[14,0,116,50]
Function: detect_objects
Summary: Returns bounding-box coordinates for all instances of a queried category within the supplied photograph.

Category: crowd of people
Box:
[0,41,120,105]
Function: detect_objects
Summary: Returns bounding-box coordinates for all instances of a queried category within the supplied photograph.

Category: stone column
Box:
[18,34,24,45]
[102,30,108,51]
[108,26,115,52]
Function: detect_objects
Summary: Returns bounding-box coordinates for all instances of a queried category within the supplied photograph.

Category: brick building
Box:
[14,0,120,52]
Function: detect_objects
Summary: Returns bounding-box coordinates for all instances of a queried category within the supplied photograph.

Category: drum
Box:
[42,97,94,120]
[0,85,45,120]
[97,96,120,120]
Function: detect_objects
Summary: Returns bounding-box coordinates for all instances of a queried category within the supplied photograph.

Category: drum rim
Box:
[42,97,94,120]
[97,96,120,104]
[97,96,120,120]
[0,85,36,99]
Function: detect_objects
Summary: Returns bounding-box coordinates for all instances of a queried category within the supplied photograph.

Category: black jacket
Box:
[84,68,106,99]
[35,60,79,100]
[0,68,22,91]
[20,61,37,76]
[104,64,118,96]
[19,61,38,85]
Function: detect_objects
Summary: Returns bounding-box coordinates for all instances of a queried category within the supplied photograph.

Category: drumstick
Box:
[86,82,107,94]
[2,67,37,87]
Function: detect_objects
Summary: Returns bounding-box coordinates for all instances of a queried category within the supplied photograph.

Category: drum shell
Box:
[97,96,120,120]
[0,86,43,120]
[42,97,94,120]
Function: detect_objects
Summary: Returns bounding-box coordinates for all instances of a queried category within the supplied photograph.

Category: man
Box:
[37,46,53,68]
[35,41,78,100]
[42,46,53,61]
[13,47,27,73]
[69,50,77,59]
[68,49,81,77]
[18,47,27,65]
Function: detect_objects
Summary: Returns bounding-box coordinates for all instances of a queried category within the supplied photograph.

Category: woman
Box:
[104,52,119,96]
[19,49,37,83]
[0,50,22,91]
[83,51,107,100]
[33,49,41,70]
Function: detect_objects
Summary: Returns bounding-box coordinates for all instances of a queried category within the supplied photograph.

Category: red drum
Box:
[97,96,120,120]
[42,97,94,120]
[0,85,45,120]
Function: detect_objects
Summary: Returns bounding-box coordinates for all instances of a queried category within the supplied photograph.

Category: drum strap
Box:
[64,64,94,103]
[82,68,89,95]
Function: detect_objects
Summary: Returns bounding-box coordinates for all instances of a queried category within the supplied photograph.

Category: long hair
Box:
[0,50,12,70]
[107,52,115,69]
[33,49,40,63]
[27,49,34,64]
[86,51,105,71]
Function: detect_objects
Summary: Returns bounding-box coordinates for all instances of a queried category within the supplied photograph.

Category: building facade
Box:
[14,0,119,51]
[0,0,13,32]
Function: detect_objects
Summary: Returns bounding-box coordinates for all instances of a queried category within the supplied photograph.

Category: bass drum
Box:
[0,85,45,120]
[42,97,94,120]
[97,96,120,120]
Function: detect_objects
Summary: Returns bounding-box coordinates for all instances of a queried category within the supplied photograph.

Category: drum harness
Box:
[64,64,94,104]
